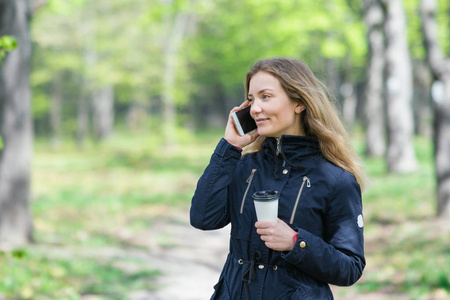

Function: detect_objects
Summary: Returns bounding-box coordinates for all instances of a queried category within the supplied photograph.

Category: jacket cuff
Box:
[214,138,242,158]
[281,228,312,265]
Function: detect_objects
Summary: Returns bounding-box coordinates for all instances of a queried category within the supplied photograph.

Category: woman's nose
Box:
[250,101,262,114]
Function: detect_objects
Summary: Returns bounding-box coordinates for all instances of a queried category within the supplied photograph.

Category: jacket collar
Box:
[263,135,320,163]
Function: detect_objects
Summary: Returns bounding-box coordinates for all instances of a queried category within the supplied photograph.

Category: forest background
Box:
[0,0,449,299]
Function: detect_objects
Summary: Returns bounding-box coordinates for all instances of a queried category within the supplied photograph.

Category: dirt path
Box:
[138,210,230,300]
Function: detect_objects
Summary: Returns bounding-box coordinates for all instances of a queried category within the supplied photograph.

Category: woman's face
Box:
[248,71,305,138]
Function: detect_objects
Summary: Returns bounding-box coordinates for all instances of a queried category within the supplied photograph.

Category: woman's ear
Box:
[295,104,306,114]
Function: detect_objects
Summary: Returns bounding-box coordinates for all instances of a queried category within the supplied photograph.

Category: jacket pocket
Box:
[289,176,310,224]
[274,285,312,300]
[240,169,257,214]
[211,278,231,300]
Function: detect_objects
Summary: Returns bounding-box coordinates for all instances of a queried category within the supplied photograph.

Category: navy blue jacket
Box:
[190,136,365,299]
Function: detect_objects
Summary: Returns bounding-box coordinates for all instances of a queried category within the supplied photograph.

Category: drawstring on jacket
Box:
[240,251,278,300]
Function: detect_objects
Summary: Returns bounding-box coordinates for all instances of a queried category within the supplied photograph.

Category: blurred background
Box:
[0,0,449,299]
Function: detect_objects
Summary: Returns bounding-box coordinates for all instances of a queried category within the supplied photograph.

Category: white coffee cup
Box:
[252,190,279,222]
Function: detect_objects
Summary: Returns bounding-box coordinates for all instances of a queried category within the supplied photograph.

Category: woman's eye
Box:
[247,98,254,103]
[262,94,270,100]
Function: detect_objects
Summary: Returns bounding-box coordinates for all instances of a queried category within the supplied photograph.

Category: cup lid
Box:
[252,190,279,201]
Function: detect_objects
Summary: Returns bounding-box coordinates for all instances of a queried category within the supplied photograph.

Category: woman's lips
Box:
[255,118,269,125]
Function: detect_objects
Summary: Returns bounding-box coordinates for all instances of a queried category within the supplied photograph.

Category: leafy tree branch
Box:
[0,35,18,63]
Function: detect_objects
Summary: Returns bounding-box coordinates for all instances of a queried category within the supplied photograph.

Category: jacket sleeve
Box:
[190,138,242,230]
[282,171,365,286]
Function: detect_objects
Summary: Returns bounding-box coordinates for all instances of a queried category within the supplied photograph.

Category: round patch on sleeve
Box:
[357,214,364,228]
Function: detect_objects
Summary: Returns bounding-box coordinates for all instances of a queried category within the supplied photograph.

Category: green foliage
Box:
[404,0,450,59]
[436,0,450,55]
[404,0,426,59]
[0,249,160,299]
[31,93,51,119]
[47,0,87,15]
[0,35,18,62]
[183,0,368,125]
[30,0,369,137]
[27,0,450,139]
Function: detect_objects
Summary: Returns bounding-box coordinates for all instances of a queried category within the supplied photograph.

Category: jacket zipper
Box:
[276,138,281,156]
[289,176,311,224]
[240,169,257,214]
[276,137,286,167]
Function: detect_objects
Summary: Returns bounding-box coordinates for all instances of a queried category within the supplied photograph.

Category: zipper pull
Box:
[241,169,257,214]
[304,176,311,188]
[246,169,257,183]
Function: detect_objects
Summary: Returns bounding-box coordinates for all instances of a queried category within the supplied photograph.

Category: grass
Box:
[0,129,449,299]
[0,250,161,299]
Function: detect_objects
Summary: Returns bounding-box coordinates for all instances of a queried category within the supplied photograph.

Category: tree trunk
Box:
[363,0,386,157]
[92,86,114,140]
[326,59,340,102]
[341,82,357,128]
[420,0,450,218]
[434,102,450,218]
[77,88,89,149]
[161,0,192,148]
[412,60,432,137]
[50,75,62,149]
[382,0,418,173]
[77,2,98,149]
[0,0,34,247]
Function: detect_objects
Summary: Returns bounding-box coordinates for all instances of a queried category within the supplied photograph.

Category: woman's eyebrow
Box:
[248,88,274,97]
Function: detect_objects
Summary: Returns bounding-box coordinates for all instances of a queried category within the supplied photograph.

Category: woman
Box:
[190,57,366,299]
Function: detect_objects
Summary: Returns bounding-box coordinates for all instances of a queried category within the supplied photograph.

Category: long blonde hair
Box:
[243,57,367,191]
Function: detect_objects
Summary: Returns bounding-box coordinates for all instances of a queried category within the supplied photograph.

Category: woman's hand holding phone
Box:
[225,101,259,149]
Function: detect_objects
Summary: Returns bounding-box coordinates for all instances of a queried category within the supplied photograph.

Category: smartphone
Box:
[231,105,257,136]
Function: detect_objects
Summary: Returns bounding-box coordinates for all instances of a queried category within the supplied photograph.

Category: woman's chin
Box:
[259,132,276,138]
